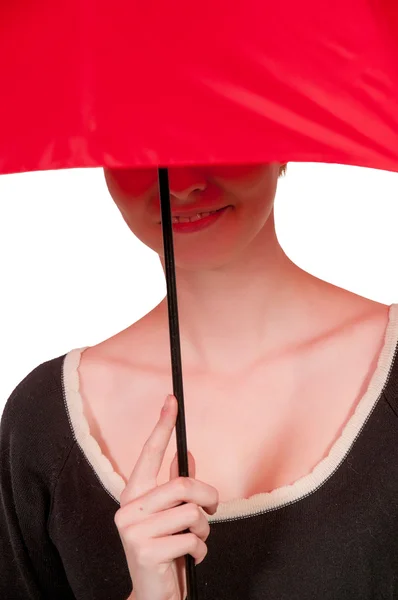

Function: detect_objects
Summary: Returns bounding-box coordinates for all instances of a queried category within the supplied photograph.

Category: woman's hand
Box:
[114,395,219,600]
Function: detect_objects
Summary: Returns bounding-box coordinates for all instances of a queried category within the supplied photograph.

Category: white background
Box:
[1,162,398,416]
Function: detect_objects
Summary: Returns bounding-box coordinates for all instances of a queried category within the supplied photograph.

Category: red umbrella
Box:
[1,1,398,598]
[1,0,398,174]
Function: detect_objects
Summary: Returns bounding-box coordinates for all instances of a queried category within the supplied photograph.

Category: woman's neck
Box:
[156,215,326,373]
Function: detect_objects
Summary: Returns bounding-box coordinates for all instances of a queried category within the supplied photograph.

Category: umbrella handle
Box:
[158,168,199,600]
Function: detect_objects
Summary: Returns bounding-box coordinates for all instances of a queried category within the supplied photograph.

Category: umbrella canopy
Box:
[0,0,398,175]
[2,2,398,598]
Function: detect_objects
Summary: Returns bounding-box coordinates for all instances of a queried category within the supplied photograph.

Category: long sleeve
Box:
[0,363,76,599]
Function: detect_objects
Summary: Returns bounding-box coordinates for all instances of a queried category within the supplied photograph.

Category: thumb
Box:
[169,450,196,480]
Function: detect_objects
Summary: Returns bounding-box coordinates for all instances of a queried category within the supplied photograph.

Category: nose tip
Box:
[168,168,207,201]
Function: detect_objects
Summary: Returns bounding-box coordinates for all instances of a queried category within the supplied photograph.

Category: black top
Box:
[2,305,398,600]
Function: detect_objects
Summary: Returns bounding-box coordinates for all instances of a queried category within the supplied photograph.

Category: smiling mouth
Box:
[159,206,230,224]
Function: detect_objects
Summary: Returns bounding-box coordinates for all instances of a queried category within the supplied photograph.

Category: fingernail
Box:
[162,395,172,413]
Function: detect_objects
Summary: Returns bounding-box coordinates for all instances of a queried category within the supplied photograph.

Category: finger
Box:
[129,502,211,542]
[169,450,196,481]
[116,476,219,527]
[136,534,208,567]
[121,395,178,504]
[150,476,218,515]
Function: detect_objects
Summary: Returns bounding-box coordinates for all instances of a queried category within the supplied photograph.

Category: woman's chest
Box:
[77,350,368,503]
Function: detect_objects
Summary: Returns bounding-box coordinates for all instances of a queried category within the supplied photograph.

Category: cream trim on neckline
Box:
[62,304,398,523]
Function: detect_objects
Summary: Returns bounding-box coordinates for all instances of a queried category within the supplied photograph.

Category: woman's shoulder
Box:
[0,351,76,484]
[2,351,67,419]
[86,306,172,371]
[380,304,398,409]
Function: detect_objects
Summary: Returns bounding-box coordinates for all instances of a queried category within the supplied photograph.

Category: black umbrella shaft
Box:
[158,168,198,600]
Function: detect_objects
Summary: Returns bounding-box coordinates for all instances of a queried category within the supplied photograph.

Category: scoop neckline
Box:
[62,304,398,523]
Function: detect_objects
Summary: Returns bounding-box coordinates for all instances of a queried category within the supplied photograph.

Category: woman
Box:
[2,162,398,600]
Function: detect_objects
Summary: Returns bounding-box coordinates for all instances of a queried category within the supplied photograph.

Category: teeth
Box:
[172,210,215,224]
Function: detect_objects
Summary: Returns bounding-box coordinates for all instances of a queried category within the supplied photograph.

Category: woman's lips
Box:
[171,206,224,223]
[158,205,231,223]
[168,205,231,233]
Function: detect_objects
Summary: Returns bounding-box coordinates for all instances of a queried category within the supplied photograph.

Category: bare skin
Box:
[80,290,388,503]
[80,163,389,597]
